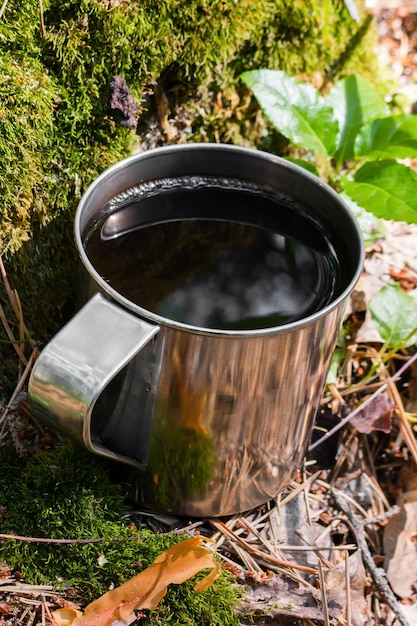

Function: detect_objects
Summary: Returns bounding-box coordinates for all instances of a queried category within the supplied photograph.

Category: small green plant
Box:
[241,70,417,373]
[241,70,417,225]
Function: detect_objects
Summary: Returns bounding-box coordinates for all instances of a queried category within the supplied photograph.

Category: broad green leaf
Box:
[284,157,320,177]
[370,284,417,348]
[241,70,338,156]
[326,74,389,166]
[355,114,417,159]
[341,160,417,224]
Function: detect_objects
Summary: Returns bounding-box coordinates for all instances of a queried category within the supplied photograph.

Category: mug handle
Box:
[29,293,160,466]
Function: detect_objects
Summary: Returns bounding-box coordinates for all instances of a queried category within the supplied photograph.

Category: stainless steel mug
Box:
[29,144,363,517]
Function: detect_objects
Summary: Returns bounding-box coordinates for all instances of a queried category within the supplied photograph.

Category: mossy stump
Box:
[0,0,379,392]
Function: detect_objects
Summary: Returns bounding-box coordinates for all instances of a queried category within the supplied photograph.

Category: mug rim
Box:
[75,143,364,337]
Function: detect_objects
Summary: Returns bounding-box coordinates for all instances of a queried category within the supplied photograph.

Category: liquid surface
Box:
[84,177,341,330]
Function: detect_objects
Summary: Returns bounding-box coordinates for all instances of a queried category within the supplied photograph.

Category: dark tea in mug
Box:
[84,175,343,330]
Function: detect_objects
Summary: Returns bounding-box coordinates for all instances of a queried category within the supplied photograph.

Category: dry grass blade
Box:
[209,518,318,575]
[387,377,417,466]
[0,0,9,19]
[0,255,34,347]
[302,480,331,626]
[0,348,37,431]
[345,550,352,626]
[0,301,28,365]
[310,351,417,452]
[39,0,46,37]
[331,487,410,626]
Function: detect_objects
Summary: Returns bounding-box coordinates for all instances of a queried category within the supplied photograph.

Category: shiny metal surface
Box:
[29,294,159,467]
[28,144,364,517]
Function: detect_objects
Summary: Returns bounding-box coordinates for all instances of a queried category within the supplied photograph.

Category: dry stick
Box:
[41,595,47,626]
[387,376,417,466]
[0,0,9,18]
[278,470,322,507]
[294,531,333,570]
[0,302,28,365]
[309,351,417,452]
[0,255,34,346]
[317,559,331,626]
[14,289,29,347]
[0,532,146,544]
[321,380,388,404]
[331,487,410,626]
[240,516,355,553]
[0,524,203,545]
[302,482,331,626]
[345,550,352,626]
[362,505,400,527]
[0,349,36,431]
[39,0,46,37]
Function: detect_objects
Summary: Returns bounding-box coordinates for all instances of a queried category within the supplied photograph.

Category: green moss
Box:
[0,54,57,252]
[0,442,242,622]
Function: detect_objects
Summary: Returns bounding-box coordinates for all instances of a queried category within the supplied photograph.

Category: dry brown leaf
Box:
[383,489,417,598]
[326,551,368,626]
[350,391,394,434]
[51,537,220,626]
[238,573,343,622]
[51,607,84,626]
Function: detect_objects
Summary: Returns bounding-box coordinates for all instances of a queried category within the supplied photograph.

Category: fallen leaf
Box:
[326,551,368,626]
[389,267,417,292]
[51,537,220,626]
[383,489,417,598]
[51,607,84,626]
[237,573,343,622]
[350,392,394,434]
[370,283,417,349]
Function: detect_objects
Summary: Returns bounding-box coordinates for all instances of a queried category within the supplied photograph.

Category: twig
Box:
[309,351,417,451]
[386,375,417,466]
[278,471,322,507]
[294,531,333,569]
[345,550,352,626]
[39,0,46,37]
[363,505,400,527]
[317,559,331,626]
[0,302,28,365]
[0,349,37,431]
[331,487,410,626]
[0,0,9,19]
[170,520,204,535]
[209,519,318,575]
[0,256,34,346]
[0,533,148,544]
[302,480,331,626]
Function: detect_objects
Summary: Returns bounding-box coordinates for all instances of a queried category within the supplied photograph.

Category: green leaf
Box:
[326,348,344,385]
[241,69,338,156]
[326,74,389,165]
[284,157,320,177]
[355,114,417,159]
[369,284,417,348]
[341,160,417,224]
